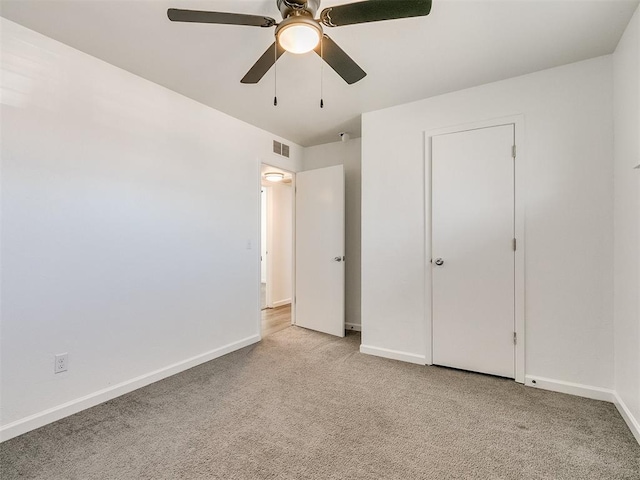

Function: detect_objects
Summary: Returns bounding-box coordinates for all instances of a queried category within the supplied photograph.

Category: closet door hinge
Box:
[512,238,517,251]
[513,332,517,345]
[512,145,517,158]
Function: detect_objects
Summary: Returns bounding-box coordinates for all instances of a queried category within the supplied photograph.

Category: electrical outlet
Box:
[54,353,68,374]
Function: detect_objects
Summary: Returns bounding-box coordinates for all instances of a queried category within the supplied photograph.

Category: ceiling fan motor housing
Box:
[277,0,321,19]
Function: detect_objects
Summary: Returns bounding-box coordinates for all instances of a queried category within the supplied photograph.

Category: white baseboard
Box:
[345,322,362,332]
[360,344,426,365]
[613,392,640,445]
[0,334,261,443]
[272,299,291,308]
[524,375,615,402]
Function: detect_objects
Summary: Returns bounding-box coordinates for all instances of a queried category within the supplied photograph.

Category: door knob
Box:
[334,257,343,262]
[434,258,444,266]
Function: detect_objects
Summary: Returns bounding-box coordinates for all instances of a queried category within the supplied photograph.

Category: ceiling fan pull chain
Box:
[274,41,278,107]
[320,35,324,109]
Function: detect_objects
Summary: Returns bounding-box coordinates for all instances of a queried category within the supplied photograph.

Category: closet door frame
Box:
[423,115,525,383]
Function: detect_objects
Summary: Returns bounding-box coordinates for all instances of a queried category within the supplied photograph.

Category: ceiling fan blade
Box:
[241,42,286,84]
[314,35,366,85]
[167,9,276,28]
[320,0,432,27]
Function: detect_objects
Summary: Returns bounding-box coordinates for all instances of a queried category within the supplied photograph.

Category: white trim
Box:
[524,375,614,402]
[424,115,526,383]
[423,130,433,365]
[272,298,292,308]
[0,334,261,443]
[360,345,426,365]
[613,392,640,445]
[290,172,297,326]
[265,184,274,308]
[257,161,265,338]
[345,322,362,332]
[513,117,526,384]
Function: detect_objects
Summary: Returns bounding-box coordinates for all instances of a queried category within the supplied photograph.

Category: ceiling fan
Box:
[167,0,432,85]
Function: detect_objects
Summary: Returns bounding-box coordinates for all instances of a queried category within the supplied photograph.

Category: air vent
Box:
[272,140,290,158]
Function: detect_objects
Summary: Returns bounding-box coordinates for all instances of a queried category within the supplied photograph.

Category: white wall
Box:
[267,183,293,307]
[0,19,302,440]
[613,5,640,442]
[303,139,362,329]
[361,56,615,391]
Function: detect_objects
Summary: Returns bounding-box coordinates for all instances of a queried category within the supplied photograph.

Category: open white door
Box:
[295,165,345,337]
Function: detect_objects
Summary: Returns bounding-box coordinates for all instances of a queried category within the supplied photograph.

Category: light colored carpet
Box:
[1,327,638,479]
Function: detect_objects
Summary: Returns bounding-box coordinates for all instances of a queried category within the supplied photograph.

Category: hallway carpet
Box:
[1,327,639,479]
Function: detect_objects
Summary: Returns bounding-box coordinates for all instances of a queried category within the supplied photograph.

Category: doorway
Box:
[426,118,525,382]
[261,187,268,310]
[260,164,294,337]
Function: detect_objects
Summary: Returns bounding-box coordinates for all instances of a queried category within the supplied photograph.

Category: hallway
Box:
[261,304,291,337]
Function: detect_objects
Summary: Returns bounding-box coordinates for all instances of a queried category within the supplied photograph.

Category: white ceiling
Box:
[1,0,638,146]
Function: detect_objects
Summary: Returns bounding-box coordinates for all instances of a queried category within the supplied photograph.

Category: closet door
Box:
[432,124,515,378]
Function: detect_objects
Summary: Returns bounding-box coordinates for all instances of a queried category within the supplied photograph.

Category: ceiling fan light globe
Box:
[277,21,321,54]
